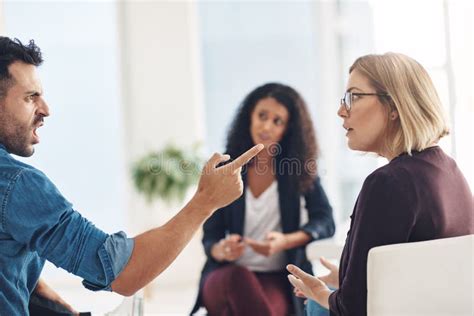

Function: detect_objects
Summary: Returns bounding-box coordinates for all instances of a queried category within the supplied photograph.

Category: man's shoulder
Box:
[0,152,41,183]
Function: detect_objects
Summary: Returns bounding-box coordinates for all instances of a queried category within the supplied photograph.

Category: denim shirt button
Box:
[98,276,104,282]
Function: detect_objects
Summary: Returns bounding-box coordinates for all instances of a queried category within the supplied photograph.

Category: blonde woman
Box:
[287,53,473,316]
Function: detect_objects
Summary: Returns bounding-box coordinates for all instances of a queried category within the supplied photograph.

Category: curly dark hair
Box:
[225,83,319,193]
[0,37,43,100]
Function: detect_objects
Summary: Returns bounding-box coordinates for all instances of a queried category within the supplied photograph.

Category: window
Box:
[199,0,473,227]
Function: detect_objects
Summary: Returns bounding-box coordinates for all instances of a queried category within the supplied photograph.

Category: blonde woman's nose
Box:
[337,104,348,118]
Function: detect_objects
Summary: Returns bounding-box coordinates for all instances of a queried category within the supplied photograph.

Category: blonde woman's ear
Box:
[390,110,399,120]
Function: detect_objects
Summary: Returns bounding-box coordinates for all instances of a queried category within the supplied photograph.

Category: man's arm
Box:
[111,194,213,296]
[111,144,263,296]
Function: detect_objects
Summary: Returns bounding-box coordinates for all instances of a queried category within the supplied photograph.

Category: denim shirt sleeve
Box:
[3,168,134,291]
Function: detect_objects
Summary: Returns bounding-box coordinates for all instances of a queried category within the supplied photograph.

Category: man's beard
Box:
[0,115,42,157]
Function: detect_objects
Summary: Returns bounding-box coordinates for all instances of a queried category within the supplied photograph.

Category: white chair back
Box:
[367,235,474,316]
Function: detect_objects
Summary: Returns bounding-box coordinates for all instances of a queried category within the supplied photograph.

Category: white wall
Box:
[117,1,207,297]
[199,1,320,152]
[0,1,4,33]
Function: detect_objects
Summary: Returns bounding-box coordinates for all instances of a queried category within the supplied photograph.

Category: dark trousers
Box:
[28,292,91,316]
[202,265,293,316]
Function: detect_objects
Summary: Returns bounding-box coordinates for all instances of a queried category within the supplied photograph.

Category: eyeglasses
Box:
[340,92,390,112]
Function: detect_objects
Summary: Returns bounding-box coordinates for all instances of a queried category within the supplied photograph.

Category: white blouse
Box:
[236,181,287,272]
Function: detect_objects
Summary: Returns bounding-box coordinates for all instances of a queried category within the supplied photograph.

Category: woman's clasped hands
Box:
[212,231,289,262]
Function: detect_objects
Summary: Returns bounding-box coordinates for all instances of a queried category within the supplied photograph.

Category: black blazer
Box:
[190,174,335,315]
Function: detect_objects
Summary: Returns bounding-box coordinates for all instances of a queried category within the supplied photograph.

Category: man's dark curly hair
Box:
[225,83,319,193]
[0,37,43,100]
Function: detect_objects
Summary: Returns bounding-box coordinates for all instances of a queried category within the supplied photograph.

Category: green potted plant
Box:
[132,143,203,204]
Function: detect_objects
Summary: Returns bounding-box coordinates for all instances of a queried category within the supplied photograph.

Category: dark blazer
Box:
[191,173,335,315]
[328,147,474,315]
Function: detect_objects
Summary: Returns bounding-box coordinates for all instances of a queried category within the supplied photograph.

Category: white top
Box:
[236,181,287,272]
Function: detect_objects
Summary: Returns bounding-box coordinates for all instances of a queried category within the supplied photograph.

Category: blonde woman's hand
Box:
[286,264,331,309]
[318,257,339,289]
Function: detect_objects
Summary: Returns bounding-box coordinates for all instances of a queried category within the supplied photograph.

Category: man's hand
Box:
[34,279,78,315]
[195,144,264,214]
[286,264,332,309]
[111,144,263,296]
[211,234,246,262]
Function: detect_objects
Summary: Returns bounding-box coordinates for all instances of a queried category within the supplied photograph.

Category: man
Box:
[0,36,263,315]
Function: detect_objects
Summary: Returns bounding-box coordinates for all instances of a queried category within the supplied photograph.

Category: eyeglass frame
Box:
[340,91,390,112]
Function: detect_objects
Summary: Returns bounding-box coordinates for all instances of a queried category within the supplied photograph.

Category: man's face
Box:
[0,61,49,157]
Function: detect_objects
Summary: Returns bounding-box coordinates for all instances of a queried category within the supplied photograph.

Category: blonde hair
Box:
[349,52,449,156]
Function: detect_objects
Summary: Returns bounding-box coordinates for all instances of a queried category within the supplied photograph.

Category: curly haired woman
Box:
[191,83,335,316]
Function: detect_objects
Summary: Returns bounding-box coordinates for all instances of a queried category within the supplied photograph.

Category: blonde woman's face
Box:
[337,69,389,155]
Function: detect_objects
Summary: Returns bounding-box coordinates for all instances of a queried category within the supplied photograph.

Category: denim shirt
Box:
[0,144,134,315]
